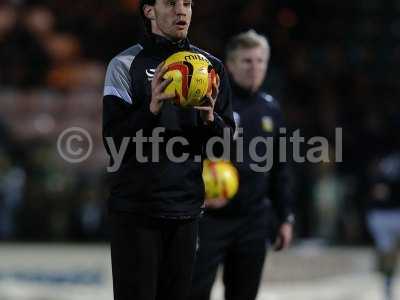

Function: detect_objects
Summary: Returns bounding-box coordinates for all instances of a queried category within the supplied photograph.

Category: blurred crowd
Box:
[0,0,399,242]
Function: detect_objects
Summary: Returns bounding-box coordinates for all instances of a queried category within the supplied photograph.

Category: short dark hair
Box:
[140,0,156,34]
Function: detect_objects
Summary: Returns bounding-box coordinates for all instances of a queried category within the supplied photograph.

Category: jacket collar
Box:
[230,77,260,101]
[143,33,191,56]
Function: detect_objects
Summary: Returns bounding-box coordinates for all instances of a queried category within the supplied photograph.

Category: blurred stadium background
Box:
[0,0,399,299]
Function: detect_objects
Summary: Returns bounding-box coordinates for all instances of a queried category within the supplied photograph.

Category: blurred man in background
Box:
[190,30,295,300]
[367,152,400,300]
[102,0,234,300]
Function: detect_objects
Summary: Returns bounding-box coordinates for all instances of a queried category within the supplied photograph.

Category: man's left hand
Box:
[194,74,220,124]
[204,197,228,209]
[273,222,293,251]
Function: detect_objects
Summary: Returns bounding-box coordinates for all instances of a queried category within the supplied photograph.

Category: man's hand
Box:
[194,74,220,124]
[149,62,175,115]
[273,223,293,251]
[204,197,228,209]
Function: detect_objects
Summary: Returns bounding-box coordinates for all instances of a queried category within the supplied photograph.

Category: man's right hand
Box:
[149,62,175,115]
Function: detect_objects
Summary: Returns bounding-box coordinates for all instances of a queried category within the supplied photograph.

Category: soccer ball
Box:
[163,51,216,107]
[202,160,239,200]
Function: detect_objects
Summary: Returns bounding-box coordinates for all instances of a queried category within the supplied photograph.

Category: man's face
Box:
[147,0,192,41]
[227,46,269,93]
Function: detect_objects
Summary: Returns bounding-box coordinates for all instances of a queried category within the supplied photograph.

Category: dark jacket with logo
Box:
[207,81,294,224]
[102,34,235,218]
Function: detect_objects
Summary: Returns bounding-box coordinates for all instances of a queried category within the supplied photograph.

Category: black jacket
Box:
[102,34,235,218]
[207,81,294,224]
[367,152,400,210]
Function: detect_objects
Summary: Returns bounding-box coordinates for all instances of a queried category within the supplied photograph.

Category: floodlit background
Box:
[0,0,399,299]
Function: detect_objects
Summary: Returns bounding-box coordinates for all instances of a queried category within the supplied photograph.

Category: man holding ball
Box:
[190,30,295,300]
[102,1,234,300]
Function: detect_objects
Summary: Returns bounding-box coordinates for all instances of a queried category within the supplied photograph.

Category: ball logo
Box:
[195,78,206,84]
[184,54,209,62]
[197,67,208,74]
